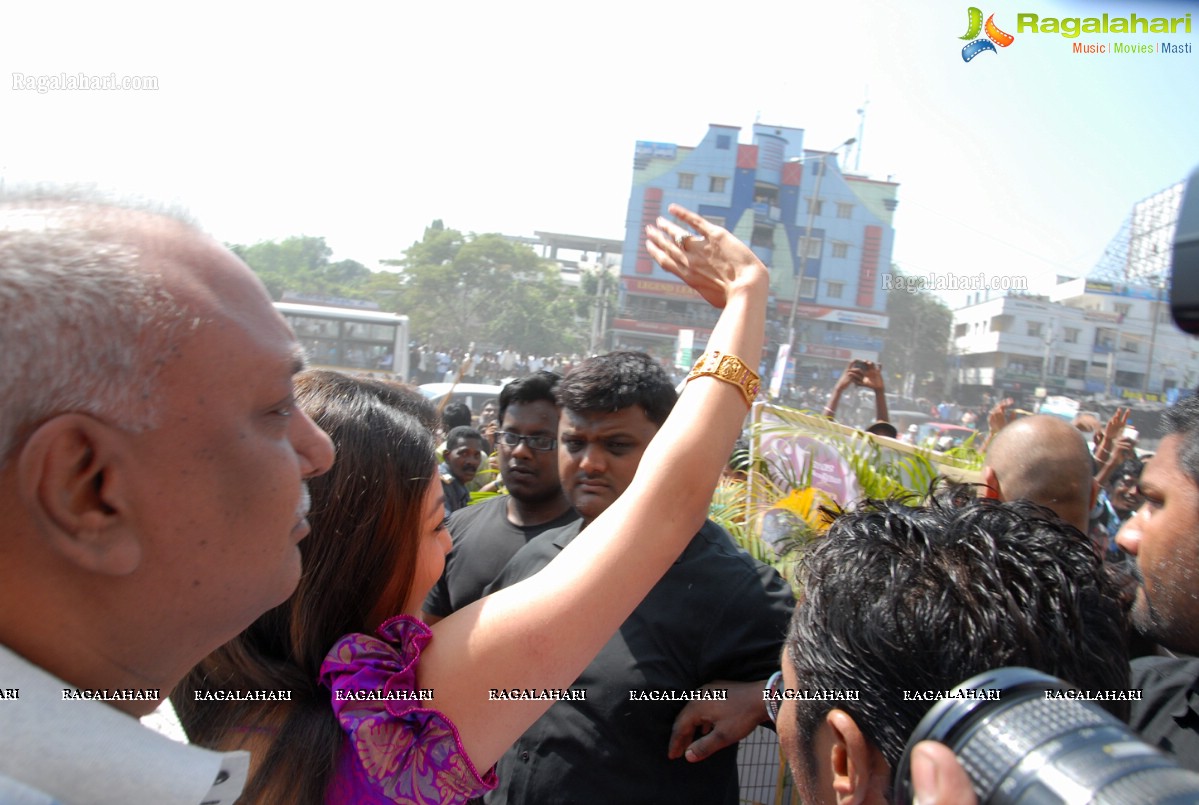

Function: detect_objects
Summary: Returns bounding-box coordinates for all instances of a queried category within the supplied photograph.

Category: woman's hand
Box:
[645,204,767,309]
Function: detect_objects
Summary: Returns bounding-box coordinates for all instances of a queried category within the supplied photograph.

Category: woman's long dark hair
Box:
[172,371,438,804]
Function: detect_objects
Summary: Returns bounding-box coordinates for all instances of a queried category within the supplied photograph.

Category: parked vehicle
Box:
[418,383,504,417]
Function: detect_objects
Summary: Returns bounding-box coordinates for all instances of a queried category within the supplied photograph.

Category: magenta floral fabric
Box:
[319,615,497,804]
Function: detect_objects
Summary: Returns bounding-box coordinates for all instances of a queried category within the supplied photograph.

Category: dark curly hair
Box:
[785,494,1130,779]
[555,351,676,425]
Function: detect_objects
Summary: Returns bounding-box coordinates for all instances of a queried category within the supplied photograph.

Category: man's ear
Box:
[16,414,142,575]
[981,466,1002,501]
[825,708,891,805]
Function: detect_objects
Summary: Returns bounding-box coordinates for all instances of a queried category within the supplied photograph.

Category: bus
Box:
[274,301,410,381]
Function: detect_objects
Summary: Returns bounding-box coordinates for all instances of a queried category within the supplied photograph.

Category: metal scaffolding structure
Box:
[1090,181,1185,284]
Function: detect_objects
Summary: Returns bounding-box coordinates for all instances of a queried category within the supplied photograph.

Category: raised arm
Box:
[824,361,863,420]
[419,205,769,771]
[860,361,889,424]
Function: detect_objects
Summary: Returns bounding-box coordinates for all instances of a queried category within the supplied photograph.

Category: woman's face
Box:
[404,477,452,615]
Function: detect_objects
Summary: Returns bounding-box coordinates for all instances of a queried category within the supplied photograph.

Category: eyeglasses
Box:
[764,671,783,723]
[495,431,557,452]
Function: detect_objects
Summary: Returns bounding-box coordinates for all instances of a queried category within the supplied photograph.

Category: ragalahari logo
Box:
[961,7,1015,61]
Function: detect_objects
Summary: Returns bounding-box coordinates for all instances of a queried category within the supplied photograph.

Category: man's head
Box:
[982,414,1097,533]
[442,401,473,433]
[479,398,499,426]
[1108,457,1145,517]
[555,351,676,524]
[865,421,898,439]
[1118,395,1199,654]
[0,191,335,709]
[443,426,484,485]
[778,496,1130,804]
[495,372,563,504]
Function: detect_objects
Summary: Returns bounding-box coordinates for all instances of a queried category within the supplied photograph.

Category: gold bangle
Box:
[687,350,761,408]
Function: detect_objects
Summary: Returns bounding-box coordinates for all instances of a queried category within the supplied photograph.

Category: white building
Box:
[951,279,1196,403]
[951,180,1197,405]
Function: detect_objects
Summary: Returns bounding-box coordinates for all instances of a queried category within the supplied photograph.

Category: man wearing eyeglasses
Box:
[480,351,794,805]
[422,371,578,626]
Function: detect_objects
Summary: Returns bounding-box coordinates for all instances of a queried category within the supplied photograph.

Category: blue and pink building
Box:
[617,122,899,386]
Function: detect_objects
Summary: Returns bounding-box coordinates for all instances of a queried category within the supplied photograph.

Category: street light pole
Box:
[1143,277,1164,395]
[785,137,856,356]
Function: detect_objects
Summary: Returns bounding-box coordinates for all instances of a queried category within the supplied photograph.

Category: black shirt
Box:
[1129,655,1199,772]
[481,519,795,805]
[423,495,580,618]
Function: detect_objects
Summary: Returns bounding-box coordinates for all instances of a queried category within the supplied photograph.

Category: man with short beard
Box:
[423,372,578,624]
[1120,395,1199,771]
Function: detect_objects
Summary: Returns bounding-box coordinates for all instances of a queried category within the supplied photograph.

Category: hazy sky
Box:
[2,0,1195,308]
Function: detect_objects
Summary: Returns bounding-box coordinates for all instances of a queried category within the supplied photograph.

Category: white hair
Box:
[0,188,195,464]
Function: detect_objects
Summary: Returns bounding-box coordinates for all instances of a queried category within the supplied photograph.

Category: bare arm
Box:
[824,362,861,420]
[1095,436,1135,486]
[860,361,888,424]
[1094,407,1129,466]
[418,205,769,772]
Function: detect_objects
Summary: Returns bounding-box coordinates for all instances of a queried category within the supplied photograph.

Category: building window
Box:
[799,277,817,298]
[798,237,823,259]
[954,323,968,338]
[1027,322,1043,337]
[831,242,849,259]
[806,198,824,216]
[751,226,774,248]
[836,202,853,219]
[1120,338,1139,354]
[827,282,844,299]
[716,134,731,150]
[1068,359,1086,379]
[703,215,726,228]
[1114,303,1132,317]
[678,173,694,190]
[1063,327,1080,344]
[1115,370,1144,388]
[709,176,727,193]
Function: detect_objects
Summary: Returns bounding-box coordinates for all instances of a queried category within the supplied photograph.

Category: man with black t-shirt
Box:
[481,352,793,805]
[422,371,577,625]
[1120,396,1199,771]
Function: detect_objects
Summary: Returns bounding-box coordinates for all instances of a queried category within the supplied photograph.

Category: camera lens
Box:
[893,667,1199,804]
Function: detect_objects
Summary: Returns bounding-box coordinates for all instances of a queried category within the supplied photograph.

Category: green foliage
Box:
[710,405,985,595]
[881,265,954,396]
[230,221,594,355]
[389,224,588,353]
[230,236,373,302]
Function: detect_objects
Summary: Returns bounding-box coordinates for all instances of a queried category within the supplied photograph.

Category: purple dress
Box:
[319,615,498,804]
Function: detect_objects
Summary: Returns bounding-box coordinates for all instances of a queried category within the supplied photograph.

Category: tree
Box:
[880,267,953,400]
[383,223,586,354]
[229,236,372,301]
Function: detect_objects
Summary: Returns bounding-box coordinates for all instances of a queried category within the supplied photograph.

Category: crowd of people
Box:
[409,345,586,387]
[4,186,1199,805]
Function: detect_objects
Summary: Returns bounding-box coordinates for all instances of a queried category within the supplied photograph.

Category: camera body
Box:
[1172,165,1199,334]
[892,667,1199,804]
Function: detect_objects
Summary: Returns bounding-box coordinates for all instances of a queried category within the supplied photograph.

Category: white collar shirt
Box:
[0,644,249,805]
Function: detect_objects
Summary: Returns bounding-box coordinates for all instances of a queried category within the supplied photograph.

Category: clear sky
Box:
[2,0,1195,309]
